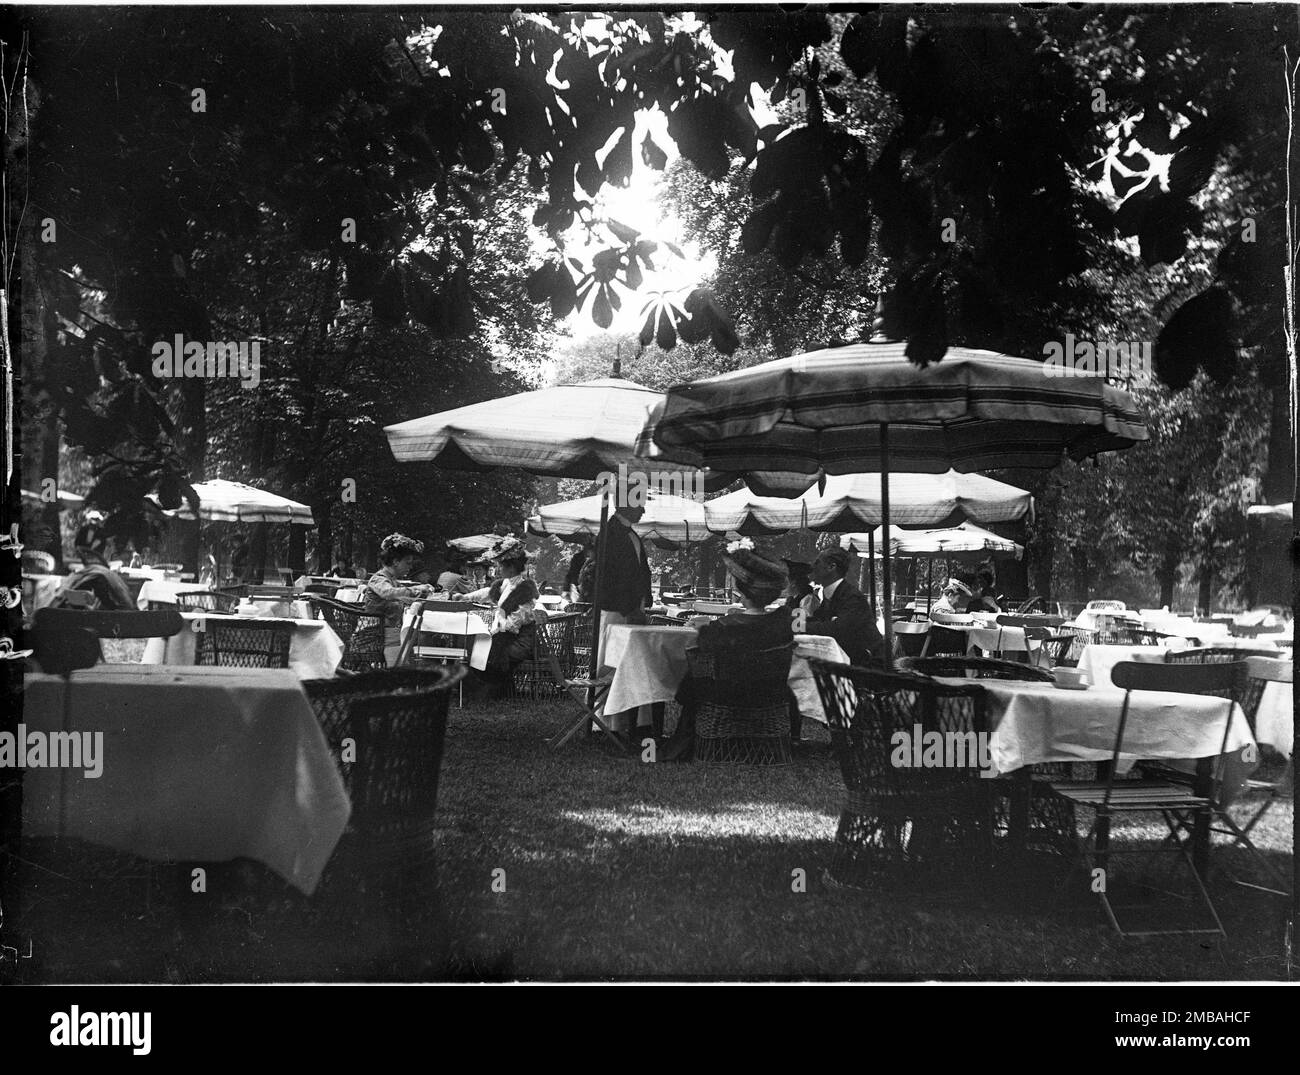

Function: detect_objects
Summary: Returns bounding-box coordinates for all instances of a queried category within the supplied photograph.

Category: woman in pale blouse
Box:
[451,536,538,696]
[365,533,435,665]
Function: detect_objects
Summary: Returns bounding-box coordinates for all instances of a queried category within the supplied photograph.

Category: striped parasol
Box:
[527,491,707,547]
[385,377,727,487]
[703,470,1032,534]
[841,522,1023,559]
[150,479,315,524]
[641,342,1147,664]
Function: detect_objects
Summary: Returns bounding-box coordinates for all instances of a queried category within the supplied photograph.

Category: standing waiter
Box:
[593,500,661,740]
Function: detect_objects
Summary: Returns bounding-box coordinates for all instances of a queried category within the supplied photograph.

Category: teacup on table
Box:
[1053,667,1089,690]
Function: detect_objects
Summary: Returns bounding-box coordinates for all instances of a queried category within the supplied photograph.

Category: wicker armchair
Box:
[194,618,294,669]
[687,642,795,765]
[302,666,464,974]
[809,659,995,887]
[175,589,239,614]
[308,594,387,672]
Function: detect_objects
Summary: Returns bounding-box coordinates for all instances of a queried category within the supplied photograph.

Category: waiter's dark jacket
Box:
[594,514,651,615]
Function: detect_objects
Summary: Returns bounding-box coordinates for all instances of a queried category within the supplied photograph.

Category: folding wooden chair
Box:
[1047,660,1243,937]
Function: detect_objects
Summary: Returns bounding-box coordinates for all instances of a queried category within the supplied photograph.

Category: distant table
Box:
[405,606,493,671]
[141,612,344,679]
[1077,643,1291,761]
[924,618,1046,663]
[22,665,350,895]
[599,623,848,725]
[136,579,212,609]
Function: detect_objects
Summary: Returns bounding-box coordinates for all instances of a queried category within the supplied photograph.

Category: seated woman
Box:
[929,577,973,617]
[661,541,793,761]
[451,536,538,697]
[965,567,1002,614]
[56,544,135,610]
[364,533,435,666]
[437,554,474,595]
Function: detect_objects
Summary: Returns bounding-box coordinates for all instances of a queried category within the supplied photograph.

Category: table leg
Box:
[1007,769,1030,850]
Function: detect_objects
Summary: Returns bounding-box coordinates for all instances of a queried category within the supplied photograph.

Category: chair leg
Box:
[552,682,628,753]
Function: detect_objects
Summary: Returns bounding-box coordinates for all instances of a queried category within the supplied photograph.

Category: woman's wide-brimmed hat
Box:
[488,534,529,561]
[724,546,788,599]
[379,533,425,558]
[944,578,973,597]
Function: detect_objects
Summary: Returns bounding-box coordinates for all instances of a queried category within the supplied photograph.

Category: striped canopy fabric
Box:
[154,479,315,525]
[841,522,1023,560]
[526,492,707,547]
[385,377,729,489]
[641,343,1148,483]
[447,534,503,556]
[702,470,1032,535]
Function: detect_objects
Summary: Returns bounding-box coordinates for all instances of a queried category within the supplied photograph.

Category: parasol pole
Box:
[590,495,607,682]
[927,555,934,614]
[880,424,894,668]
[867,530,876,616]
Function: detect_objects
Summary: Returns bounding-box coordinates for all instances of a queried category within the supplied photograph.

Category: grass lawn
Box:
[14,690,1294,982]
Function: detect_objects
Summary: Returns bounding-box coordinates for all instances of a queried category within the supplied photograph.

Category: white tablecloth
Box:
[406,607,493,671]
[939,677,1256,779]
[136,579,211,609]
[599,623,846,724]
[1075,643,1173,689]
[1138,615,1230,642]
[22,666,350,895]
[141,612,344,679]
[790,634,852,724]
[1076,644,1292,760]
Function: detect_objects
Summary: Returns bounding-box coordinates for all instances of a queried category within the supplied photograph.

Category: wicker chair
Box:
[898,653,1078,854]
[1114,626,1181,647]
[511,612,575,700]
[175,589,239,614]
[897,655,1055,683]
[308,594,387,673]
[568,608,595,678]
[1165,646,1280,664]
[809,659,995,887]
[302,666,465,974]
[687,642,795,765]
[194,618,294,669]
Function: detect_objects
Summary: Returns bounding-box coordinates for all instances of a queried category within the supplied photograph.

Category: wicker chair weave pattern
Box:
[194,619,293,668]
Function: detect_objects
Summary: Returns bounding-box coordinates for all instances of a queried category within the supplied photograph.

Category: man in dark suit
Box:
[593,501,659,738]
[806,547,885,666]
[594,502,651,622]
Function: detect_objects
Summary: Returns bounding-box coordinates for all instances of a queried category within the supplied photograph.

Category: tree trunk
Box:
[315,497,333,573]
[249,521,269,584]
[1196,558,1214,617]
[288,523,306,576]
[179,379,205,577]
[1070,547,1092,603]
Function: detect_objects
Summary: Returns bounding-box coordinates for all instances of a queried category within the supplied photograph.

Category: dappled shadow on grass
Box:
[13,692,1292,982]
[431,696,1293,981]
